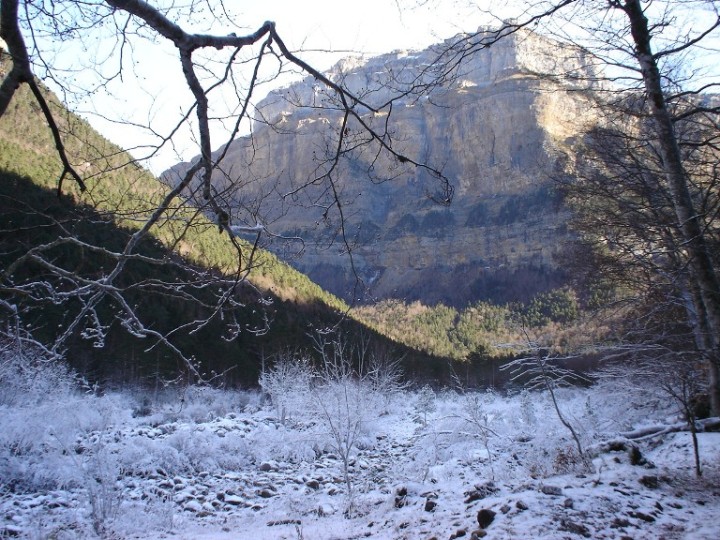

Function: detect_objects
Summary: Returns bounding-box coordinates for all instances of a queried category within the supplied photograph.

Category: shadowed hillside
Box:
[0,53,471,387]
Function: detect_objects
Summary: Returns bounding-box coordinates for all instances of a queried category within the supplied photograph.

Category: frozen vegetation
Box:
[1,346,719,540]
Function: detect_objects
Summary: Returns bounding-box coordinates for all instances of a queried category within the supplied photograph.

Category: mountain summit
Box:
[166,29,597,307]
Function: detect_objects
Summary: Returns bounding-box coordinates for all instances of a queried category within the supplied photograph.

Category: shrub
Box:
[259,351,312,425]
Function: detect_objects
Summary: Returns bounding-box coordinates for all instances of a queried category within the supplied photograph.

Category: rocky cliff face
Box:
[165,29,597,307]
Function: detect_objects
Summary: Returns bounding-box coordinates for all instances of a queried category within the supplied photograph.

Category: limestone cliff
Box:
[165,29,597,307]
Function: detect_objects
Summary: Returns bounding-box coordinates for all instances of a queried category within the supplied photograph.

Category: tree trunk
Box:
[0,0,32,115]
[623,0,720,415]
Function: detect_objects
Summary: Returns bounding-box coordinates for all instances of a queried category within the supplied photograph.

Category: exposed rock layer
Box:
[166,29,597,306]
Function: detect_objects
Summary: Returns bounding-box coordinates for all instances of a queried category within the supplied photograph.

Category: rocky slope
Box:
[165,28,598,306]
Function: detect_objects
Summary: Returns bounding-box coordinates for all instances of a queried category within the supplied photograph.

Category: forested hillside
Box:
[0,53,462,387]
[2,50,618,387]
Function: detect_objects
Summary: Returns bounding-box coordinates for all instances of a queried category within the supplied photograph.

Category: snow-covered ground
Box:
[2,374,719,539]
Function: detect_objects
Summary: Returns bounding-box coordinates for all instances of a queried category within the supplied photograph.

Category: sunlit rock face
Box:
[166,29,598,306]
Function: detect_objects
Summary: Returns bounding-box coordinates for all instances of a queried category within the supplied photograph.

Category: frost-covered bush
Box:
[177,385,248,423]
[404,389,505,482]
[406,388,603,482]
[245,423,318,464]
[305,334,402,509]
[0,337,78,407]
[117,435,184,476]
[311,375,380,505]
[164,424,250,473]
[518,388,537,432]
[82,443,125,535]
[415,384,437,426]
[0,393,125,491]
[503,386,622,478]
[0,332,128,493]
[585,376,676,432]
[364,346,407,414]
[259,351,312,424]
[141,385,259,425]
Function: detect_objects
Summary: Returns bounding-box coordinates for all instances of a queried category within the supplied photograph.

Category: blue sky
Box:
[31,0,718,175]
[52,0,505,174]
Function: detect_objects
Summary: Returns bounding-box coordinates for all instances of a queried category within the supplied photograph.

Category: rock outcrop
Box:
[165,28,598,306]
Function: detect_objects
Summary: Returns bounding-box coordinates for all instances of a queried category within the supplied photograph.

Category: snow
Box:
[1,380,719,539]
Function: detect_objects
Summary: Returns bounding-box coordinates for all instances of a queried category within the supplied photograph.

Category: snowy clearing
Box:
[1,379,719,539]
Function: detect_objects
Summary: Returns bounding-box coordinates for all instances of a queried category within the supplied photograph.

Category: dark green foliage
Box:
[0,171,260,385]
[520,287,579,328]
[357,286,583,362]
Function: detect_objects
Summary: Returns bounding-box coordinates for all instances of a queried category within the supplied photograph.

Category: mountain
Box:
[0,52,461,386]
[165,28,598,307]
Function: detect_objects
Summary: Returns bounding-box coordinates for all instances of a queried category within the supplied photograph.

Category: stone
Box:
[611,517,631,529]
[559,519,591,538]
[224,495,245,506]
[0,526,23,538]
[540,485,563,496]
[183,499,203,513]
[476,508,496,529]
[395,486,408,508]
[305,479,320,490]
[465,482,499,503]
[629,446,645,465]
[629,511,656,522]
[639,475,659,489]
[424,499,437,512]
[258,488,276,498]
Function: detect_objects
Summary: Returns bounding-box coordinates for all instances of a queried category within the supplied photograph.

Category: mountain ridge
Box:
[165,28,597,307]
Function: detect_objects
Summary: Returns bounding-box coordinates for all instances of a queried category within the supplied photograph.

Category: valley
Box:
[2,4,720,539]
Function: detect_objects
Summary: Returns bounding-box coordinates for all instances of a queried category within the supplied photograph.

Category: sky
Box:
[34,0,719,176]
[54,0,511,175]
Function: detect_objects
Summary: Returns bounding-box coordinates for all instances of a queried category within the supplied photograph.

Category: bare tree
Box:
[309,331,404,511]
[501,330,590,468]
[559,92,719,409]
[598,344,711,477]
[611,0,720,415]
[426,0,720,414]
[259,349,312,425]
